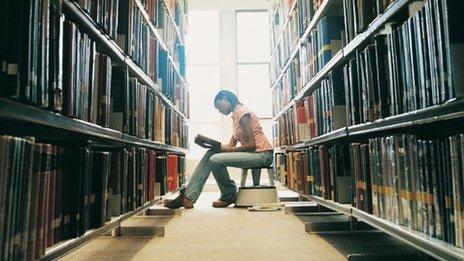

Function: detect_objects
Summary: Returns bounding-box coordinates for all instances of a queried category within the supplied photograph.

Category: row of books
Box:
[0,135,186,261]
[0,0,189,114]
[153,1,185,68]
[117,0,156,80]
[273,0,464,131]
[77,0,189,112]
[274,133,464,248]
[0,0,64,110]
[277,0,396,89]
[75,0,186,85]
[73,0,120,39]
[273,68,346,146]
[64,21,113,126]
[275,144,352,203]
[270,0,320,83]
[143,0,162,26]
[144,0,187,75]
[273,2,464,148]
[269,0,295,48]
[162,0,187,42]
[354,135,463,247]
[159,48,189,115]
[110,66,188,148]
[273,109,295,147]
[299,15,343,88]
[272,14,344,108]
[171,0,187,40]
[343,0,395,44]
[140,0,187,62]
[65,21,188,147]
[272,55,301,115]
[270,5,300,79]
[269,0,326,62]
[0,14,188,148]
[344,0,464,126]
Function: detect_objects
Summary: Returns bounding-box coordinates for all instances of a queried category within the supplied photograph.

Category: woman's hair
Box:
[214,90,242,108]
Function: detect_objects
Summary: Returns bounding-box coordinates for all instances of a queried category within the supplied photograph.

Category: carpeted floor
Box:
[59,176,416,260]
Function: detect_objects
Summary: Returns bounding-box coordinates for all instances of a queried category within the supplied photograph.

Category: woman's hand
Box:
[220,143,233,152]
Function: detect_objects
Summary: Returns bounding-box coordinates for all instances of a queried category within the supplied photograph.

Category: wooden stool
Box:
[240,166,275,187]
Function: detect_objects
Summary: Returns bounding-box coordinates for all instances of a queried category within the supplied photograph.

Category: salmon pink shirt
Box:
[231,105,273,152]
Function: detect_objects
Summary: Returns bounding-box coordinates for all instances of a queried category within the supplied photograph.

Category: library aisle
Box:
[60,183,415,260]
[2,0,464,259]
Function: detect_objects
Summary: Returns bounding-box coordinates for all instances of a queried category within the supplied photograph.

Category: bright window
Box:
[237,64,272,117]
[187,11,220,64]
[236,11,272,118]
[187,10,221,159]
[236,11,270,63]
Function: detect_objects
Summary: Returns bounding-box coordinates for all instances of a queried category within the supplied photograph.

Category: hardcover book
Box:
[194,134,221,150]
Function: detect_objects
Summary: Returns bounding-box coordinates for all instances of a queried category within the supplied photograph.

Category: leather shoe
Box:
[212,193,238,208]
[164,195,195,209]
[182,197,194,209]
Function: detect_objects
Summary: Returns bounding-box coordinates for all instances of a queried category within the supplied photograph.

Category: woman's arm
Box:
[227,135,237,148]
[221,114,256,152]
[220,135,237,151]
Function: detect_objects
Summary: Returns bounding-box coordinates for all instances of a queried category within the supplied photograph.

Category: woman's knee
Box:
[201,149,216,160]
[209,153,225,167]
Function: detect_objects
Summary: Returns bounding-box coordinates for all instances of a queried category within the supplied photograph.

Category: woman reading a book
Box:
[165,90,274,209]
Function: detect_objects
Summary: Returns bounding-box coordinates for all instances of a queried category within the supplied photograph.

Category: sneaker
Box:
[212,193,238,208]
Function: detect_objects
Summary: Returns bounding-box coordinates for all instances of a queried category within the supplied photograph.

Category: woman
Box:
[165,90,274,209]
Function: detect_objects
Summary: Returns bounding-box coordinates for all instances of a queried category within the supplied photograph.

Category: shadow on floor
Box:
[294,214,436,261]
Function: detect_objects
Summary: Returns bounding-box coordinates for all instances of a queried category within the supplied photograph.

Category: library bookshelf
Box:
[269,0,464,260]
[0,0,189,260]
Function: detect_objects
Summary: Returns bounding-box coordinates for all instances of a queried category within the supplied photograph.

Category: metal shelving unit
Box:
[160,0,186,46]
[271,0,464,258]
[133,0,189,89]
[40,198,163,261]
[270,0,340,90]
[269,0,299,59]
[347,100,464,137]
[298,192,464,261]
[275,99,464,151]
[271,0,414,120]
[0,1,192,259]
[63,0,189,120]
[0,98,188,154]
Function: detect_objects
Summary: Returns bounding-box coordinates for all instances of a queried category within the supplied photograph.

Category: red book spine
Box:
[166,155,179,192]
[306,95,317,139]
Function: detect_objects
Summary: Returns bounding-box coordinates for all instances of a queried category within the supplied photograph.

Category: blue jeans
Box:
[185,150,273,202]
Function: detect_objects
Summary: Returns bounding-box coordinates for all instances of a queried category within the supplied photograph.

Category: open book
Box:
[194,134,221,150]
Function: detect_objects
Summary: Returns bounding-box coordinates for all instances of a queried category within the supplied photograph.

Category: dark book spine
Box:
[450,135,463,247]
[63,21,76,117]
[360,144,372,214]
[1,1,21,98]
[46,146,57,247]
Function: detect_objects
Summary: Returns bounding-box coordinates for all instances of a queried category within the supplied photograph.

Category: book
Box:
[342,0,464,128]
[167,155,179,192]
[0,135,187,260]
[194,134,221,150]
